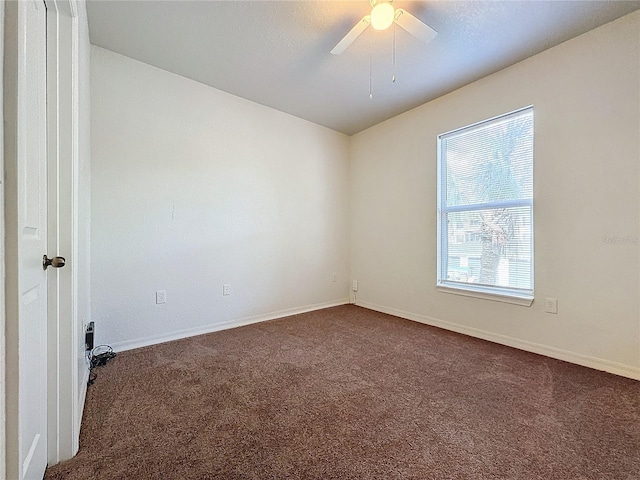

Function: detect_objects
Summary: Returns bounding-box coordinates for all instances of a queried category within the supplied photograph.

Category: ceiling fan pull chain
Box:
[369,25,373,99]
[392,22,397,83]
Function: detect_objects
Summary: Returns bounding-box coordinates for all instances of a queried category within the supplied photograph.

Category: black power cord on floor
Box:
[87,345,117,386]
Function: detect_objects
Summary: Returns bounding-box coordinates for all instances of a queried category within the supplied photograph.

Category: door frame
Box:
[44,0,89,465]
[45,0,84,465]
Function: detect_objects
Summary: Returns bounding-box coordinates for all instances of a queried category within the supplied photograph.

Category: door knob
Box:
[43,255,66,270]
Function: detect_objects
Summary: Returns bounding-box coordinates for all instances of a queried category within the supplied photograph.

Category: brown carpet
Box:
[45,305,640,479]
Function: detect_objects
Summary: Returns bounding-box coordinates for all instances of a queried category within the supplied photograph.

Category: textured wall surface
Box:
[91,46,350,349]
[350,12,640,377]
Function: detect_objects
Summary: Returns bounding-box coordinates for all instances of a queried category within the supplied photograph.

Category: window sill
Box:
[437,284,534,306]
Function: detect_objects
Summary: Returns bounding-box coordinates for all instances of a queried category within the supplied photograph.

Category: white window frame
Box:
[436,106,534,306]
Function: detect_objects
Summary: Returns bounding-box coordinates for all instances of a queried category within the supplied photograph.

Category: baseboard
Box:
[110,299,351,353]
[357,301,640,381]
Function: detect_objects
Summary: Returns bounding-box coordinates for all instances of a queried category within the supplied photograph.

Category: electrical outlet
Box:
[156,290,167,304]
[545,297,558,314]
[332,272,337,282]
[352,280,358,292]
[223,284,231,296]
[85,321,95,351]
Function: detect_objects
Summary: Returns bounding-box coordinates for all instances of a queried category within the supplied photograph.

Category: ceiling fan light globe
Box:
[371,2,395,30]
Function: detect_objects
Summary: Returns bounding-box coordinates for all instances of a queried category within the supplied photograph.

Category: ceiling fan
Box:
[330,0,437,55]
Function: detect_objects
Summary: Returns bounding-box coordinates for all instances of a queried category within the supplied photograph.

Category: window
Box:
[437,107,534,305]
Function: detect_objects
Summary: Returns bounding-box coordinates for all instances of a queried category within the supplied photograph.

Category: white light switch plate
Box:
[545,297,557,314]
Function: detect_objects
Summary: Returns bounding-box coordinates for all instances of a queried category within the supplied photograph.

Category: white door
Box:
[16,1,49,478]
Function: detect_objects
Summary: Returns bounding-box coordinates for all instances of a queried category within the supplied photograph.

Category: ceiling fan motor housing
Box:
[370,0,395,31]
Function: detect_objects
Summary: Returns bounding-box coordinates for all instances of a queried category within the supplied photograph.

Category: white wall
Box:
[91,46,350,350]
[350,11,640,379]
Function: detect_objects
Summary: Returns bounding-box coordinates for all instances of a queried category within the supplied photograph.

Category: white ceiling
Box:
[87,1,640,135]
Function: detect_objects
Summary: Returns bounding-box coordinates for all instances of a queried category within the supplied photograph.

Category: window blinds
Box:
[438,107,534,297]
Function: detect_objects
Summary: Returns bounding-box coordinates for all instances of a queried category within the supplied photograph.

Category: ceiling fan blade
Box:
[394,9,437,45]
[330,16,371,55]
